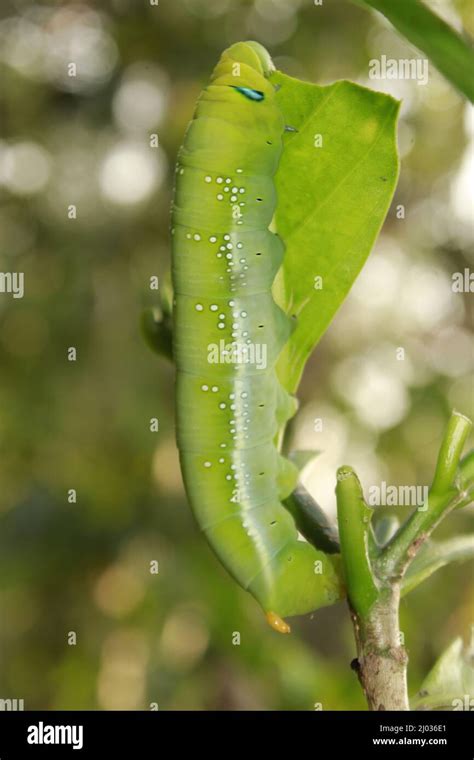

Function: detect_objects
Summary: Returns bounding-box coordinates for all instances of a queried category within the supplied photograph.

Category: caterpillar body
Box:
[171,41,342,630]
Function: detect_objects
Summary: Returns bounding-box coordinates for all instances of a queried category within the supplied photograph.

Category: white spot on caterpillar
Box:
[224,187,230,192]
[217,194,224,201]
[186,233,192,239]
[223,234,230,241]
[241,392,248,398]
[241,311,247,317]
[201,384,209,391]
[210,304,218,311]
[205,176,212,183]
[229,393,235,400]
[204,461,212,468]
[195,304,203,311]
[226,243,233,250]
[228,300,235,306]
[230,195,237,202]
[193,233,201,241]
[236,243,243,249]
[211,386,219,392]
[216,177,223,184]
[239,188,245,193]
[219,313,225,319]
[209,235,217,243]
[218,323,225,329]
[219,458,225,463]
[236,168,243,173]
[179,168,184,175]
[225,178,232,184]
[226,253,232,260]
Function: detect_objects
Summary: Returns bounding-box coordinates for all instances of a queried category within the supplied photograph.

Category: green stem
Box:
[357,0,474,102]
[378,411,472,580]
[339,413,472,711]
[336,466,378,618]
[431,411,472,495]
[336,465,408,709]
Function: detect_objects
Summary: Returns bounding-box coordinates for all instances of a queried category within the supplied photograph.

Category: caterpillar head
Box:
[238,40,275,77]
[211,41,276,93]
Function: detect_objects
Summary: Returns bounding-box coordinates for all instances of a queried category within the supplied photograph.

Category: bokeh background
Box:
[0,0,472,710]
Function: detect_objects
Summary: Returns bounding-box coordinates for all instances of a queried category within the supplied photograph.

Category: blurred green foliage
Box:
[0,0,472,710]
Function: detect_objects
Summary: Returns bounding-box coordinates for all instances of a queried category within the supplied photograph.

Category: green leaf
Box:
[270,72,400,392]
[412,629,474,710]
[357,0,474,103]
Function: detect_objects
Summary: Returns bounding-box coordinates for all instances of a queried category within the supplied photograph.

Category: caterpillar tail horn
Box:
[266,611,291,634]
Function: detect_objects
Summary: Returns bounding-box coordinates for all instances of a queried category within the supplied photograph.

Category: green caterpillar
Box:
[171,41,342,632]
